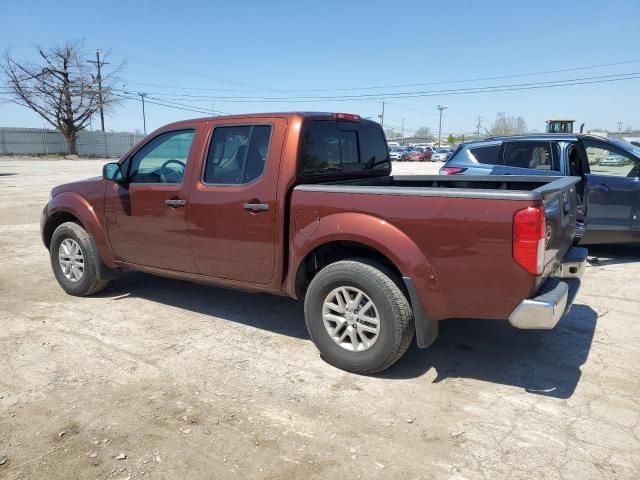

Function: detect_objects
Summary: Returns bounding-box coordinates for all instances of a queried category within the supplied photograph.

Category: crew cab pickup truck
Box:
[440,134,640,244]
[41,112,587,374]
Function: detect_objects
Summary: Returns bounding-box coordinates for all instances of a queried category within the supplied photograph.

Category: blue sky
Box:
[1,0,639,136]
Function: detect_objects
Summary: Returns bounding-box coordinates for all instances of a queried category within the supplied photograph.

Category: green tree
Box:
[447,133,456,144]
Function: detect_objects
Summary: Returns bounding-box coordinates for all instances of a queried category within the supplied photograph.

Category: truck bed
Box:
[291,175,580,322]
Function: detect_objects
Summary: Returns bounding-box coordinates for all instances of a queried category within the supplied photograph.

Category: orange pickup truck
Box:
[41,112,586,373]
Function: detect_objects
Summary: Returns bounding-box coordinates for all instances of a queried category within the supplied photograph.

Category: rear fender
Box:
[289,212,446,345]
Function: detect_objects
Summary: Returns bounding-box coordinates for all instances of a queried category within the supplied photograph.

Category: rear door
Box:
[580,138,640,237]
[187,118,287,285]
[491,141,561,176]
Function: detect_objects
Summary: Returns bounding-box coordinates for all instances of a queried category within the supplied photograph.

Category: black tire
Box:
[304,259,414,374]
[50,222,110,296]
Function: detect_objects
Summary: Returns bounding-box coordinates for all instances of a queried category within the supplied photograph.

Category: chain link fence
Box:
[0,128,145,157]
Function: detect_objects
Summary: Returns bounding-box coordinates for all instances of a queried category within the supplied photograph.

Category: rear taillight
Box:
[513,206,546,275]
[334,113,361,121]
[439,167,466,175]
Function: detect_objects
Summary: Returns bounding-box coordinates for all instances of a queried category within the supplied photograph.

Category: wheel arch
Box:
[293,239,405,300]
[43,192,115,266]
[42,211,84,249]
[288,211,446,342]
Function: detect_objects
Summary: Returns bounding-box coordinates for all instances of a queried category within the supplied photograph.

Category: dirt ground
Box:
[1,156,639,480]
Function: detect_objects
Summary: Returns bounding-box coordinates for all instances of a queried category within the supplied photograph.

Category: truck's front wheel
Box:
[50,222,110,296]
[304,259,414,374]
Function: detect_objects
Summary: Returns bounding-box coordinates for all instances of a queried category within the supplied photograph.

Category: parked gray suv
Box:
[440,134,640,245]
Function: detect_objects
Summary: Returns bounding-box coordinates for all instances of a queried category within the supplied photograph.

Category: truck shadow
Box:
[100,272,309,340]
[584,244,640,267]
[100,273,597,399]
[380,304,598,399]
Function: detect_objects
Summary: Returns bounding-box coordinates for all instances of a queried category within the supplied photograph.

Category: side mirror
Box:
[103,162,125,183]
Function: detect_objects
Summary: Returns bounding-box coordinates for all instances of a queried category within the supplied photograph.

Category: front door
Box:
[581,138,640,239]
[188,118,286,285]
[104,128,199,272]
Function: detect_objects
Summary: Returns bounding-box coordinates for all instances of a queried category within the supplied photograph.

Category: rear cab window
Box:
[300,119,390,177]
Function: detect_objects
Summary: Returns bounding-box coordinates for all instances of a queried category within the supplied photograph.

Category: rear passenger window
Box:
[469,144,501,165]
[503,142,558,171]
[301,120,390,175]
[204,125,272,184]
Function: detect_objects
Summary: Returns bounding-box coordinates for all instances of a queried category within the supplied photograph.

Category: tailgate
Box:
[537,176,581,279]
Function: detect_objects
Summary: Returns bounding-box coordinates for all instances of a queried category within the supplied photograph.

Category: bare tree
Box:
[414,126,432,138]
[385,128,400,139]
[490,112,528,136]
[2,41,123,154]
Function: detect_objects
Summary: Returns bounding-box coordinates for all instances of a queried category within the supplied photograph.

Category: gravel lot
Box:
[1,157,639,479]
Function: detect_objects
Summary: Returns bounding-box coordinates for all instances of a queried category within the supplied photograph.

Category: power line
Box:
[120,59,640,94]
[114,93,231,117]
[111,72,640,103]
[0,87,232,118]
[109,51,272,92]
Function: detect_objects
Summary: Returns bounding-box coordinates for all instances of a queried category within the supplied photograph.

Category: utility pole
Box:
[401,118,405,145]
[88,50,109,132]
[140,93,148,134]
[123,89,148,134]
[618,121,623,133]
[475,116,482,139]
[378,100,385,127]
[437,105,448,147]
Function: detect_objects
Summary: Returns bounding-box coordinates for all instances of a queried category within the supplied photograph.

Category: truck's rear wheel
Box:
[50,222,110,296]
[304,259,414,374]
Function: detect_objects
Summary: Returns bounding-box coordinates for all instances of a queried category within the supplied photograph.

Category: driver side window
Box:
[128,130,195,184]
[584,140,638,178]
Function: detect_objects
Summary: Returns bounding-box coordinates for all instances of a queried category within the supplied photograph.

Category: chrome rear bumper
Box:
[509,247,587,330]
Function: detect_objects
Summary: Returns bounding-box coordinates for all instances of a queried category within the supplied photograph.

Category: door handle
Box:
[244,202,269,212]
[165,198,187,208]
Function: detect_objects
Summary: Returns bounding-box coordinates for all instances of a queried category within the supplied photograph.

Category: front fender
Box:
[45,192,115,266]
[288,211,448,323]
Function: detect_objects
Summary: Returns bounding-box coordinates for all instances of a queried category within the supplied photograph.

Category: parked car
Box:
[402,149,432,161]
[41,112,585,374]
[439,134,640,244]
[389,146,410,161]
[598,154,629,166]
[431,148,451,162]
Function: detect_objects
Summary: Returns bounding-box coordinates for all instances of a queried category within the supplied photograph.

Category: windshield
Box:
[608,138,640,158]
